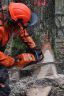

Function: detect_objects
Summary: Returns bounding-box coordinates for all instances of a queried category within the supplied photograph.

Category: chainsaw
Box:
[15,48,44,68]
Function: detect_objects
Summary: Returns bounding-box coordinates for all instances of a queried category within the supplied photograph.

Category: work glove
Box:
[1,56,15,67]
[29,48,44,62]
[14,53,36,67]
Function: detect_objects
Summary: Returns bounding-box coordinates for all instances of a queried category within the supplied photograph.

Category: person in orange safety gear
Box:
[0,2,43,96]
[0,2,39,67]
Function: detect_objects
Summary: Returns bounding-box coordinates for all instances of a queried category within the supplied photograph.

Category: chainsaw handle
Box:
[34,49,44,62]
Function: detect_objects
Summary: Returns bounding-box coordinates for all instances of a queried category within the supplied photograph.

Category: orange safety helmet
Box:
[9,3,38,26]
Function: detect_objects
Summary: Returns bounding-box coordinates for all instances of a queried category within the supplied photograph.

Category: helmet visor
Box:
[27,13,38,27]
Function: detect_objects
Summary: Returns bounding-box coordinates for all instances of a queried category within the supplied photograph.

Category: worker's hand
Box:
[1,56,15,67]
[14,54,26,67]
[29,48,44,62]
[3,56,15,67]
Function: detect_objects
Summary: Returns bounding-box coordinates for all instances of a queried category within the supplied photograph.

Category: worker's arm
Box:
[0,27,15,67]
[0,2,14,67]
[0,26,15,67]
[19,26,36,49]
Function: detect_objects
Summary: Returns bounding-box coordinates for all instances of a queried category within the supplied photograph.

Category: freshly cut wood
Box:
[37,64,58,79]
[27,86,52,96]
[43,50,55,63]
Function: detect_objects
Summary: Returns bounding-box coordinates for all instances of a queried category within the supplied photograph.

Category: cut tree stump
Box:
[9,36,64,96]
